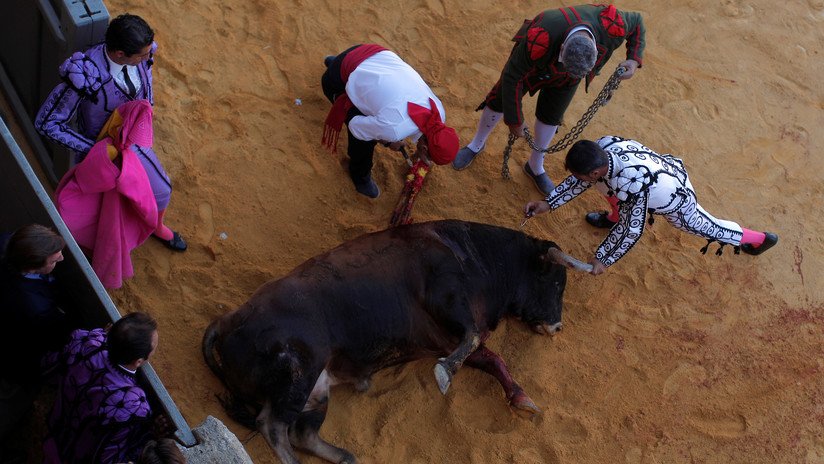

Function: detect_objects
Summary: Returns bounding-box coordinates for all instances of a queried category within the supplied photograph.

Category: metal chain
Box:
[501,132,518,179]
[501,66,626,178]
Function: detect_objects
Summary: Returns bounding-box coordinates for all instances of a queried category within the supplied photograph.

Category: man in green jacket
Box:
[453,4,646,197]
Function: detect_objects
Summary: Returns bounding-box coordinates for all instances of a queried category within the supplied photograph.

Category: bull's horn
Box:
[545,248,594,273]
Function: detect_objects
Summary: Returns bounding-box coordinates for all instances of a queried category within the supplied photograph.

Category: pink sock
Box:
[606,195,619,222]
[154,209,174,241]
[741,228,766,247]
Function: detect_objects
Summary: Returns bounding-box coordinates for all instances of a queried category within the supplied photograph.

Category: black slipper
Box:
[585,211,617,229]
[155,231,187,252]
[741,232,778,256]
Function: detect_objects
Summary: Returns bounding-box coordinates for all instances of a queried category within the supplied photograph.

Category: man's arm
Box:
[98,385,153,463]
[621,10,646,67]
[34,83,95,154]
[594,191,648,267]
[525,175,591,216]
[545,175,591,210]
[499,41,536,128]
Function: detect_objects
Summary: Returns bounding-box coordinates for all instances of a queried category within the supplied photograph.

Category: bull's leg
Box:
[290,370,357,464]
[434,332,481,395]
[464,345,541,416]
[257,402,302,464]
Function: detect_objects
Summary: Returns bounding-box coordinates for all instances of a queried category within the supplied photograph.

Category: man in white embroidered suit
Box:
[525,136,778,275]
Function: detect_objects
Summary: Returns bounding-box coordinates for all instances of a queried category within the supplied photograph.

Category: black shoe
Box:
[155,231,188,252]
[452,145,483,170]
[585,211,617,229]
[353,176,380,198]
[324,55,335,68]
[741,232,778,255]
[523,162,555,195]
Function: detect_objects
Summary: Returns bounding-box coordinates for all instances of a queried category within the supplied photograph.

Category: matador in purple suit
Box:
[35,14,187,251]
[43,312,159,464]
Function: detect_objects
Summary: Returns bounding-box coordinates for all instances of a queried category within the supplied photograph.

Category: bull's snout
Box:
[532,321,563,336]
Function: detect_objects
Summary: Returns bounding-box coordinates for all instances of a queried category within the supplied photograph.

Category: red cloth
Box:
[54,100,158,289]
[406,98,459,165]
[321,44,388,152]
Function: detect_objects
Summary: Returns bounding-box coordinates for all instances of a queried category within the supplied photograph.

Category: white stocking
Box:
[467,107,502,152]
[527,121,558,175]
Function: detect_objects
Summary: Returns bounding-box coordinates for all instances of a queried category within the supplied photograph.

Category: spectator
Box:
[0,224,76,462]
[44,312,162,464]
[135,438,186,464]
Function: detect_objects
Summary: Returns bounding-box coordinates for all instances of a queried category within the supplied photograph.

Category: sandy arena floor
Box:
[100,1,824,462]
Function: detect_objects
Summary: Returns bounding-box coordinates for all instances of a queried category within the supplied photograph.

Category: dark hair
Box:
[106,14,154,56]
[565,140,609,175]
[3,224,65,272]
[138,438,186,464]
[107,312,158,365]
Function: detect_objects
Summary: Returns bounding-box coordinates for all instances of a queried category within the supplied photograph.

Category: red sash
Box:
[321,44,388,152]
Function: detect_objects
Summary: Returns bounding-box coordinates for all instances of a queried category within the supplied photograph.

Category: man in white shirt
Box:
[321,44,459,198]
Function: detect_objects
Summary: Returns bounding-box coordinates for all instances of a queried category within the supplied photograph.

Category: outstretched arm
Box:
[594,191,649,268]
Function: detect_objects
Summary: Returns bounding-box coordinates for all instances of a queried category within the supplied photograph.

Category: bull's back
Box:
[211,221,543,379]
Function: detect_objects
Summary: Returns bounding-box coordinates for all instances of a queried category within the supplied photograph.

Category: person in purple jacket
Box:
[35,14,187,252]
[43,312,161,464]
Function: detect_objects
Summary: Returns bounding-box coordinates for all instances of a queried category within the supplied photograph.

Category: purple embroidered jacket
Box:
[35,43,172,209]
[35,43,154,155]
[43,328,152,464]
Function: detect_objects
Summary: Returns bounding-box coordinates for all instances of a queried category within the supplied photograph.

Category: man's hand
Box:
[383,141,405,151]
[416,137,432,166]
[617,60,639,80]
[508,122,528,138]
[524,201,551,217]
[588,258,606,275]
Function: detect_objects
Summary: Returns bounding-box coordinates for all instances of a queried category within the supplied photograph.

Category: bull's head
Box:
[517,243,569,337]
[534,245,594,336]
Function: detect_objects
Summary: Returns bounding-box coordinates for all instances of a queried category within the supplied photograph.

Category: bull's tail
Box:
[202,319,225,384]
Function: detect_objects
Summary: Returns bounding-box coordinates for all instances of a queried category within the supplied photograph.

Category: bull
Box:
[202,219,581,464]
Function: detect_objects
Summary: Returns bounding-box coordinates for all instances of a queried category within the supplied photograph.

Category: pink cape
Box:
[54,100,158,289]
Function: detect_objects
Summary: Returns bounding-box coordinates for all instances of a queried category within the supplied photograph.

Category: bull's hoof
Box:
[510,393,542,418]
[434,362,452,395]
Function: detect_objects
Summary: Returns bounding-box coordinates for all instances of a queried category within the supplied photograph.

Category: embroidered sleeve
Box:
[620,10,646,65]
[595,190,648,266]
[34,55,103,154]
[545,175,591,210]
[500,38,538,127]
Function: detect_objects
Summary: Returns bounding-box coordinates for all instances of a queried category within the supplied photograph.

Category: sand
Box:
[100,1,824,462]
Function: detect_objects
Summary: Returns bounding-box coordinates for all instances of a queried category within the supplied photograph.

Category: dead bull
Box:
[202,219,582,464]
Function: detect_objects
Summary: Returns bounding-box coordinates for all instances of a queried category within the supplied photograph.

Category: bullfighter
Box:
[525,136,779,275]
[35,14,186,252]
